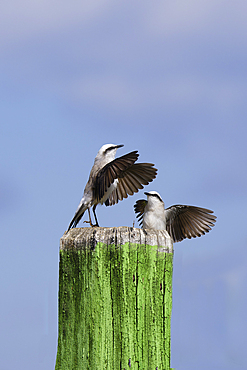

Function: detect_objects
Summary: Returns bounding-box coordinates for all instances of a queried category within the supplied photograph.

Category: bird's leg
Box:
[83,208,94,226]
[93,204,99,227]
[83,207,99,227]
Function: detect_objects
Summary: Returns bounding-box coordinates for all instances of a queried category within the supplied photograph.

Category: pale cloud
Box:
[0,0,113,46]
[68,75,142,111]
[1,0,247,119]
[2,0,247,49]
[64,72,246,114]
[66,74,198,111]
[143,0,247,38]
[145,0,217,35]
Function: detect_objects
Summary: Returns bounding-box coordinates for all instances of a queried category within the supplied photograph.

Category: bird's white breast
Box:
[143,203,166,230]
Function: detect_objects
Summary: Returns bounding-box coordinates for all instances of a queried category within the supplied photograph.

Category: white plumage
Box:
[134,191,217,242]
[67,144,157,232]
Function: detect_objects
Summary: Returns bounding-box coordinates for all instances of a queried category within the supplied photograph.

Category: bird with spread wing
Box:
[67,144,157,232]
[134,191,216,242]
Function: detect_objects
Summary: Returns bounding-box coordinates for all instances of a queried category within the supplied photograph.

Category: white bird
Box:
[67,144,157,232]
[134,191,216,242]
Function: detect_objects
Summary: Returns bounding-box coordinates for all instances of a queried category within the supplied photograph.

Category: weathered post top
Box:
[60,226,173,252]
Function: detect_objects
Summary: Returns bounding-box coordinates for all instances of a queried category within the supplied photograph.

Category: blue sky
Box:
[1,1,247,369]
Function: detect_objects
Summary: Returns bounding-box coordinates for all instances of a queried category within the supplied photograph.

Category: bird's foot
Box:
[83,220,99,227]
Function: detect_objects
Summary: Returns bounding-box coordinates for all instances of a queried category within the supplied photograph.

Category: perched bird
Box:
[134,191,216,242]
[67,144,157,232]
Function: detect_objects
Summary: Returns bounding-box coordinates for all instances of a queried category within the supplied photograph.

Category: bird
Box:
[67,144,157,232]
[134,191,216,242]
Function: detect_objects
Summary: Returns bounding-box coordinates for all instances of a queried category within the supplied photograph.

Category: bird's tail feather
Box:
[66,200,87,233]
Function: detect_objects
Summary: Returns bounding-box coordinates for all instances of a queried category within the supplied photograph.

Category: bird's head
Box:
[144,191,164,207]
[96,144,124,162]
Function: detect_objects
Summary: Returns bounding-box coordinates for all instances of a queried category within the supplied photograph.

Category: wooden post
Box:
[55,227,174,370]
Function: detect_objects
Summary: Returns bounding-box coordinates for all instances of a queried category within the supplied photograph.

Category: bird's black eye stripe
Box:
[149,193,163,202]
[104,146,116,154]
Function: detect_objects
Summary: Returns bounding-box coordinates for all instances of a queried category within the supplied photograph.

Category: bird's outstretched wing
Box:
[165,205,217,242]
[106,163,157,206]
[94,151,139,202]
[133,199,148,227]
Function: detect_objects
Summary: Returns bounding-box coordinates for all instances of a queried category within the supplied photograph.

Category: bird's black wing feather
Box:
[165,205,217,242]
[94,151,139,202]
[106,163,157,206]
[133,199,148,227]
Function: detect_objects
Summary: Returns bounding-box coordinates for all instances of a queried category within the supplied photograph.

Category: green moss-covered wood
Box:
[55,227,174,370]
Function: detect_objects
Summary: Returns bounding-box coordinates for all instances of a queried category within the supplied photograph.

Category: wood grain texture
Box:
[61,226,173,253]
[56,227,174,370]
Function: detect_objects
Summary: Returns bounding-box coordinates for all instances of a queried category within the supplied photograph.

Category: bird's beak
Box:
[144,192,150,196]
[115,144,124,149]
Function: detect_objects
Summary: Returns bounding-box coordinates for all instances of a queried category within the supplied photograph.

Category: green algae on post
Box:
[55,227,174,370]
